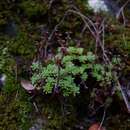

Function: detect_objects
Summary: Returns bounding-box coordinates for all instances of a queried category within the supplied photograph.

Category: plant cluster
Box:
[31,47,119,96]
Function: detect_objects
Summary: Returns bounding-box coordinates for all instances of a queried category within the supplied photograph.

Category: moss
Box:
[33,96,77,130]
[106,115,130,130]
[0,27,37,82]
[20,0,48,18]
[0,90,32,130]
[103,17,130,56]
[8,31,36,58]
[0,30,36,74]
[0,1,130,130]
[1,74,18,94]
[75,0,93,13]
[0,94,19,130]
[0,38,16,73]
[0,0,20,28]
[0,13,7,26]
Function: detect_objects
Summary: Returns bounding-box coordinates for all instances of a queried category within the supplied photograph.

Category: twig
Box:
[98,108,106,130]
[116,0,130,26]
[80,24,87,38]
[116,0,130,19]
[33,101,39,113]
[48,11,69,41]
[47,9,108,63]
[67,9,97,38]
[48,9,98,42]
[48,0,55,9]
[115,74,130,113]
[99,19,110,64]
[65,1,130,114]
[121,9,126,26]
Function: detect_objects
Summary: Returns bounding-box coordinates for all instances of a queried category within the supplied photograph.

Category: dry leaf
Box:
[88,123,105,130]
[21,79,35,91]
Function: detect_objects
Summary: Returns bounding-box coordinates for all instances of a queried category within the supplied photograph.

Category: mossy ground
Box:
[0,91,32,130]
[0,0,130,130]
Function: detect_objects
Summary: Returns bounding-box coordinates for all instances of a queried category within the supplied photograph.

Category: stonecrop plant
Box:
[31,47,119,96]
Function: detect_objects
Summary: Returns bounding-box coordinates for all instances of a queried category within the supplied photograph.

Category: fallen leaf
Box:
[21,79,35,91]
[88,123,105,130]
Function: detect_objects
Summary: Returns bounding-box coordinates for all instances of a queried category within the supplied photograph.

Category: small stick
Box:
[117,80,130,113]
[114,73,130,113]
[33,102,39,113]
[116,0,130,19]
[98,108,106,130]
